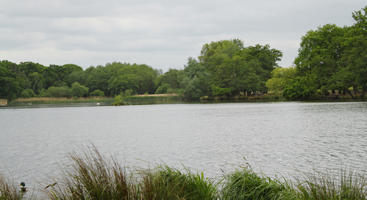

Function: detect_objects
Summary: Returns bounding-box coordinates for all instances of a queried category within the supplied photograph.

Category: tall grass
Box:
[1,146,362,200]
[46,147,217,200]
[47,147,132,200]
[0,175,22,200]
[136,166,217,200]
[221,167,296,200]
[296,171,367,200]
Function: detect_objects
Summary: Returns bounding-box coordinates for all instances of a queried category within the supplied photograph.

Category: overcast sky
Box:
[0,0,365,71]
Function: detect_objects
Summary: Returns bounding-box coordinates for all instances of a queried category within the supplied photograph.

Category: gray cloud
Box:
[0,0,365,70]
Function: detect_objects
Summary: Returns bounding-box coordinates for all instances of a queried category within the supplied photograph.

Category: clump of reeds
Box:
[42,146,367,200]
[46,147,132,200]
[136,166,217,200]
[0,175,22,200]
[221,167,296,200]
[295,170,367,200]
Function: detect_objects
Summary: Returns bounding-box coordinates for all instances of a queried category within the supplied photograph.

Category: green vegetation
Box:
[1,6,367,103]
[0,175,23,200]
[2,148,366,200]
[281,6,367,100]
[1,148,366,199]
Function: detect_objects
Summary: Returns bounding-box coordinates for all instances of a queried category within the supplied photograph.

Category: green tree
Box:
[20,89,36,98]
[295,24,346,92]
[266,67,297,95]
[90,89,105,97]
[45,86,72,98]
[71,82,89,97]
[341,6,367,97]
[0,63,21,101]
[199,39,282,97]
[283,76,317,100]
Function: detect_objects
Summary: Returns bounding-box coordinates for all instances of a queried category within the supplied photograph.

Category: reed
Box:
[221,167,296,200]
[0,175,22,200]
[136,166,217,200]
[46,147,132,200]
[5,146,363,200]
[295,170,367,200]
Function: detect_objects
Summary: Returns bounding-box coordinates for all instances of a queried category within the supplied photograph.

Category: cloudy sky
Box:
[0,0,365,71]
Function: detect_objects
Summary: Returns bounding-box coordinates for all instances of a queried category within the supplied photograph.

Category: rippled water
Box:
[1,102,367,193]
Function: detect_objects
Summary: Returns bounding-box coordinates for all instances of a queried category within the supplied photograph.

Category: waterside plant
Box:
[1,147,366,200]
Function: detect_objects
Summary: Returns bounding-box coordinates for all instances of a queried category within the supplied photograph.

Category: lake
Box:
[0,102,367,193]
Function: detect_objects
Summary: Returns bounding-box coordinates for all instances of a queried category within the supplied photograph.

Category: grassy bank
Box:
[1,147,366,200]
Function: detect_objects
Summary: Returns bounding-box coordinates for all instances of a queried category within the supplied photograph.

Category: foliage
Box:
[155,83,171,94]
[45,86,72,98]
[71,82,89,97]
[292,5,367,99]
[112,95,126,106]
[266,67,297,96]
[283,76,317,100]
[20,89,36,98]
[90,89,105,97]
[199,39,282,97]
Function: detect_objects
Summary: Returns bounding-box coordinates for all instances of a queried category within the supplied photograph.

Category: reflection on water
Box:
[0,102,367,192]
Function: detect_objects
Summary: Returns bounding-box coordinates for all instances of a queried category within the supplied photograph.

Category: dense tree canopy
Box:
[284,5,367,99]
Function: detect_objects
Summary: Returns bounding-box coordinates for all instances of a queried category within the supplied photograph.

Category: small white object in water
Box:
[96,102,101,106]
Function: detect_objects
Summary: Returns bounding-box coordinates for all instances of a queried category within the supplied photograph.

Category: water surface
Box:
[1,102,366,192]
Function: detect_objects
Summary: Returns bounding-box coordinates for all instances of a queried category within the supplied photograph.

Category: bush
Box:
[155,83,171,94]
[71,82,89,97]
[122,89,133,97]
[45,86,72,98]
[112,95,126,106]
[90,89,105,97]
[20,89,36,98]
[283,76,317,100]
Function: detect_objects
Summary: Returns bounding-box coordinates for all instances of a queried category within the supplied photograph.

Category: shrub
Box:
[20,89,36,98]
[112,95,126,106]
[155,83,171,94]
[71,82,89,97]
[90,89,105,97]
[45,86,72,98]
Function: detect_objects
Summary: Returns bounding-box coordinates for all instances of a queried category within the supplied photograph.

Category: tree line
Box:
[1,6,366,101]
[267,6,367,100]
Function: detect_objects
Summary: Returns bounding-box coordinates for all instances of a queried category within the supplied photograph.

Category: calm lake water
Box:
[1,102,367,193]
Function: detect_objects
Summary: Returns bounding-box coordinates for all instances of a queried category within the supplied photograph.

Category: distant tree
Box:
[266,67,297,95]
[20,89,36,98]
[45,86,72,98]
[71,82,89,97]
[0,63,21,101]
[90,89,105,97]
[283,76,317,100]
[199,39,282,97]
